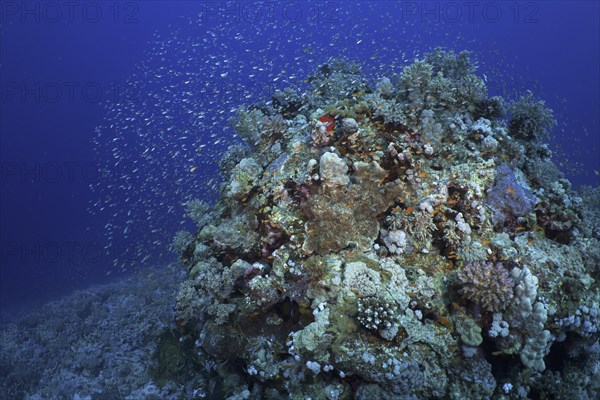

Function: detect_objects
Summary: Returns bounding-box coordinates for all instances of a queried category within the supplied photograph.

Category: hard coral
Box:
[170,51,600,399]
[458,261,514,312]
[356,296,399,339]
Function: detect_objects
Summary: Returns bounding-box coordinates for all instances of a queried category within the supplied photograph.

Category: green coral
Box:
[458,317,483,347]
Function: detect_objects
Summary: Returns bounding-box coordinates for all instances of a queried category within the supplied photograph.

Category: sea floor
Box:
[0,266,189,400]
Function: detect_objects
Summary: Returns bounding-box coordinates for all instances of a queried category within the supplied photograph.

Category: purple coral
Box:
[458,261,514,312]
[486,165,537,226]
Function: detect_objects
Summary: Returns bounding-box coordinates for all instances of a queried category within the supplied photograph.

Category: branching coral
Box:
[458,261,514,312]
[172,230,194,254]
[356,296,400,340]
[385,209,437,252]
[508,93,556,141]
[260,114,287,137]
[184,199,210,227]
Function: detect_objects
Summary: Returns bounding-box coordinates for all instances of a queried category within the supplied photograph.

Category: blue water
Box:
[1,1,598,316]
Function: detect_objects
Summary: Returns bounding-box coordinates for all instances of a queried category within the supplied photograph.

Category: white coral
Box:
[520,330,551,372]
[343,261,381,296]
[510,266,539,320]
[380,228,407,255]
[319,152,349,186]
